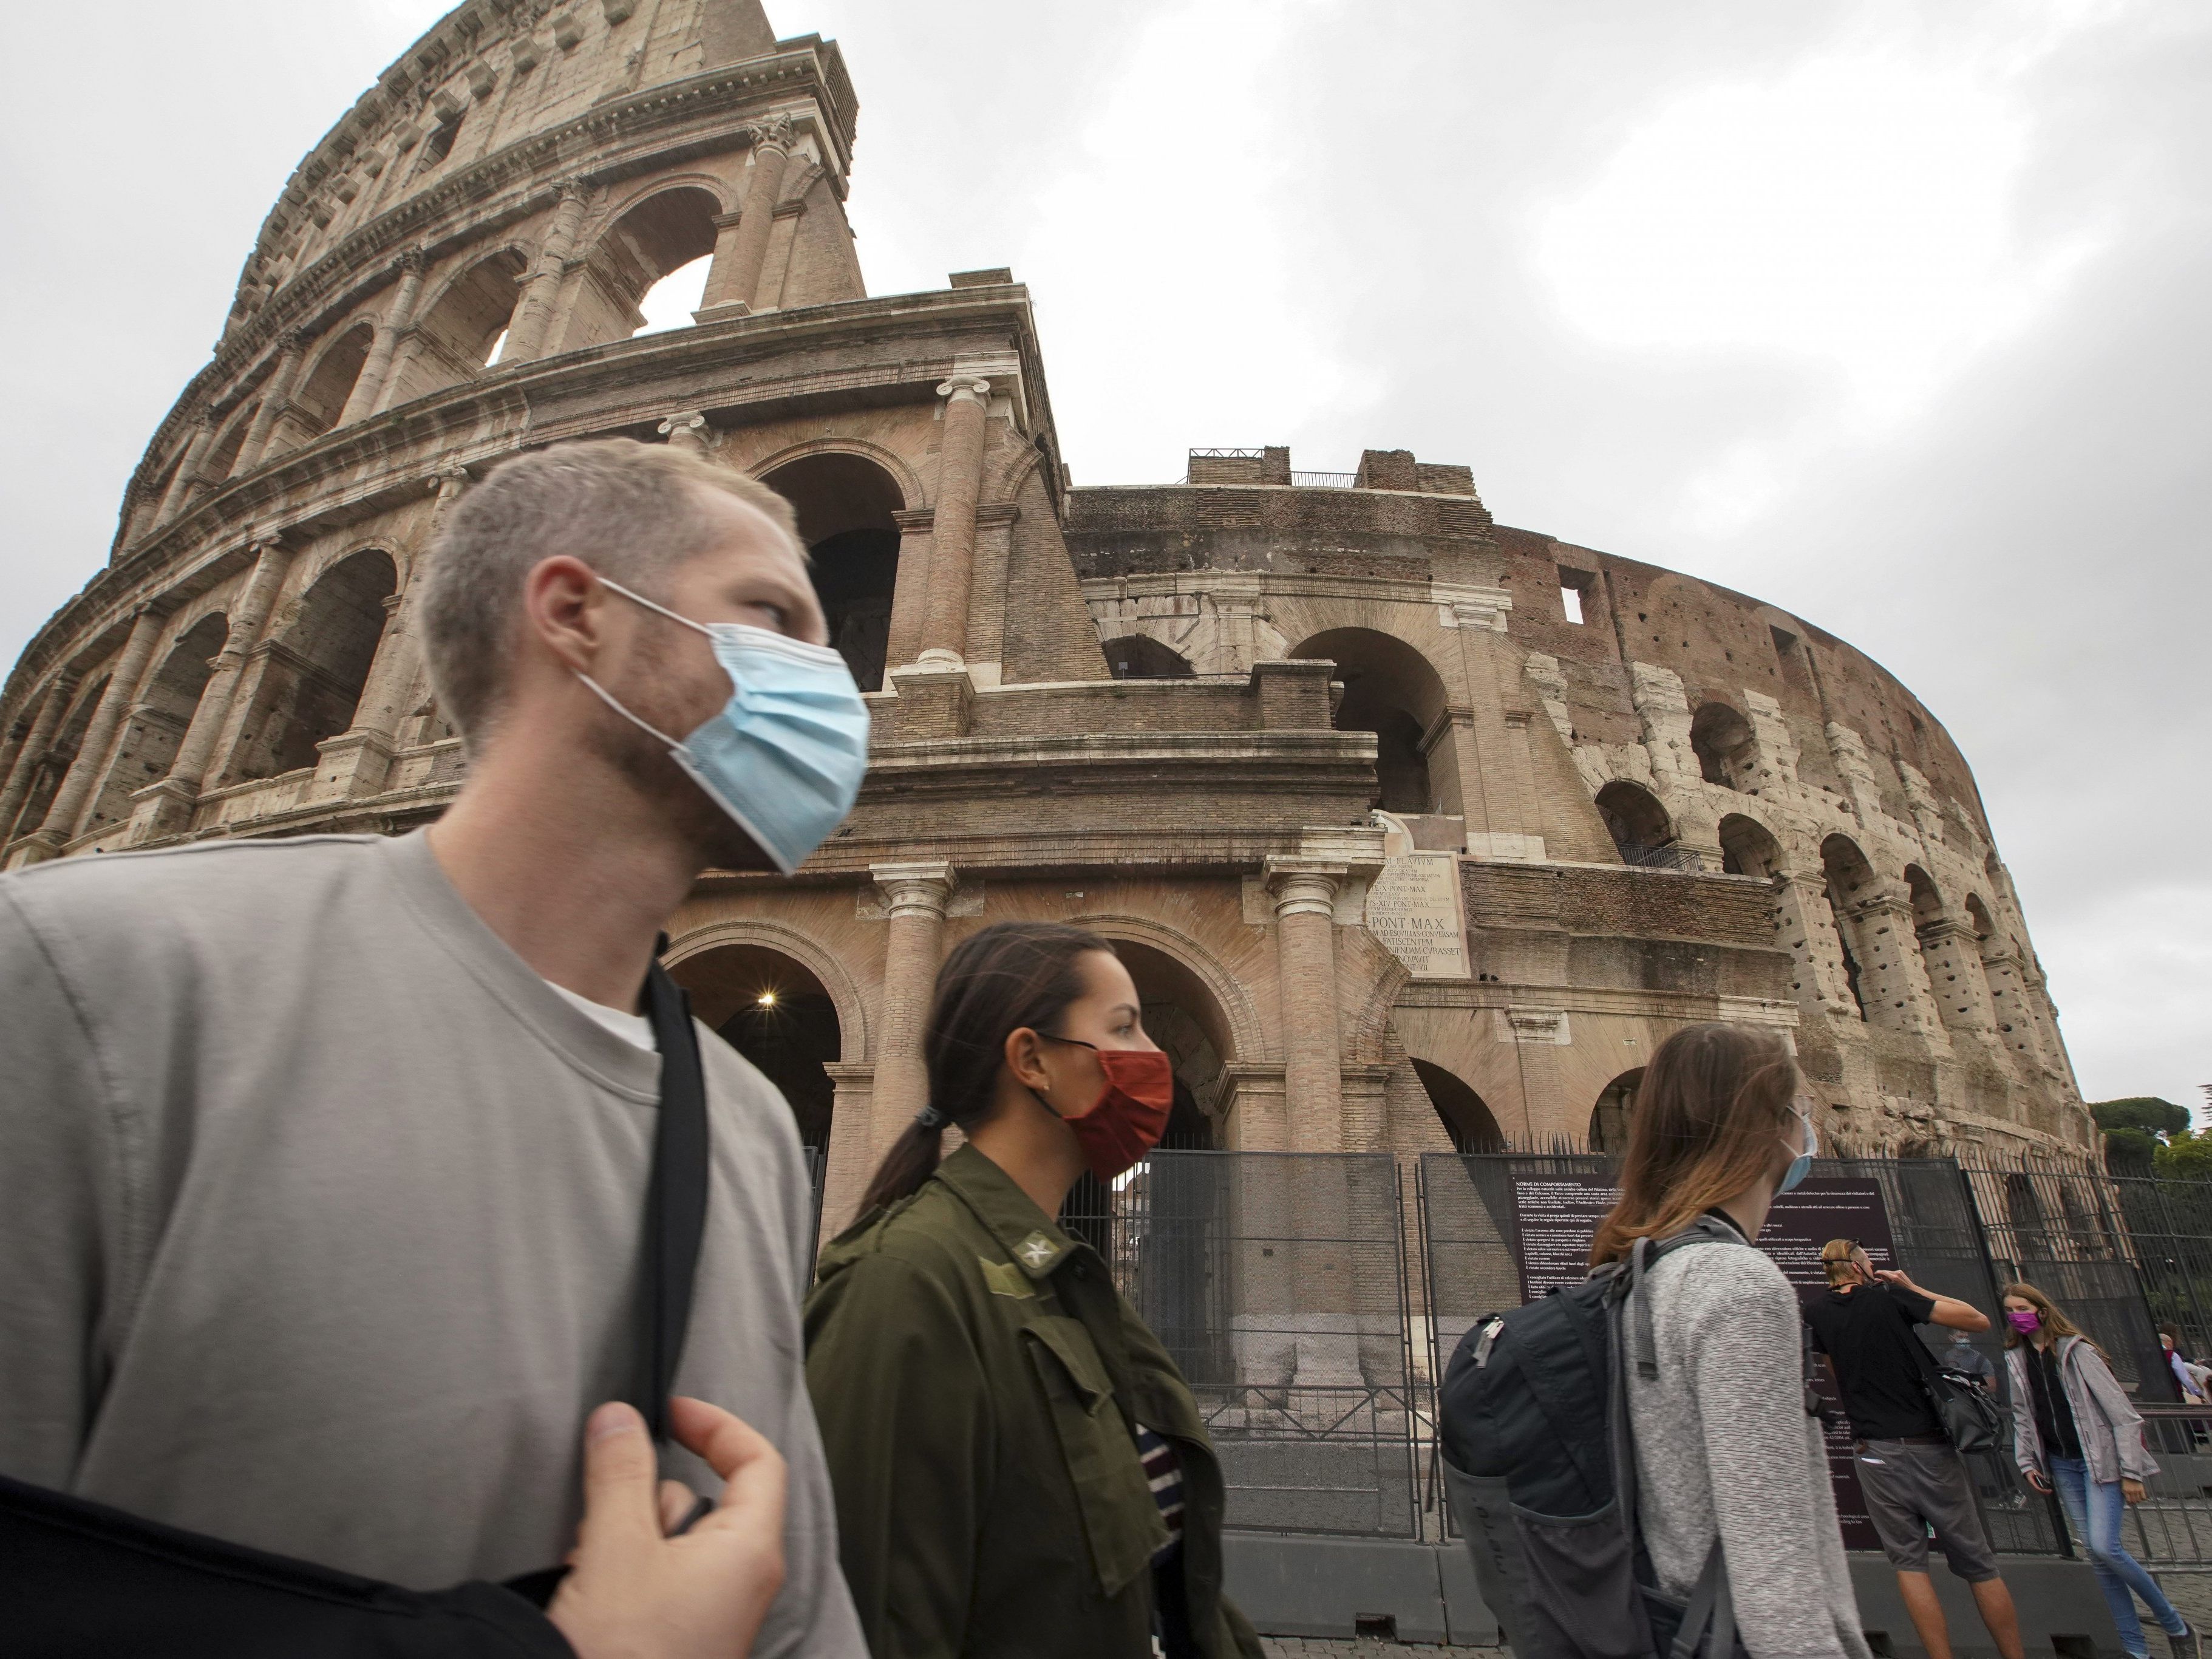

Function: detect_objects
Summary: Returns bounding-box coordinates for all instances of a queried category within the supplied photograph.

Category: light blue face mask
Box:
[1777,1106,1818,1195]
[578,577,869,874]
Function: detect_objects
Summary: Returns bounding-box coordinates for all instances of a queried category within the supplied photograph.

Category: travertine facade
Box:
[0,0,2090,1231]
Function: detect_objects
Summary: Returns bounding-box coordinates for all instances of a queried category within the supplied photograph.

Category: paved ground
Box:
[1258,1641,1503,1658]
[2156,1573,2212,1640]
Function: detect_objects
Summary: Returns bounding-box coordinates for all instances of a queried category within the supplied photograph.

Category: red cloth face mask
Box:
[1038,1037,1174,1182]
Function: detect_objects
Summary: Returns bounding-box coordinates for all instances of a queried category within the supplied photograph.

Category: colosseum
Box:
[0,0,2091,1235]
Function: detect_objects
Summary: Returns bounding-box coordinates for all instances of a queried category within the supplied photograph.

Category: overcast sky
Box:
[2,1,2203,1112]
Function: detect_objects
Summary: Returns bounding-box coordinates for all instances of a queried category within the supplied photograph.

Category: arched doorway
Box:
[1103,635,1196,680]
[1589,1068,1644,1155]
[1820,834,1878,1021]
[761,453,902,693]
[1690,703,1757,791]
[1596,780,1676,866]
[564,187,723,350]
[287,324,376,444]
[232,550,398,782]
[1414,1058,1505,1153]
[393,249,529,403]
[1290,628,1453,817]
[84,611,230,834]
[1718,812,1784,879]
[670,942,842,1152]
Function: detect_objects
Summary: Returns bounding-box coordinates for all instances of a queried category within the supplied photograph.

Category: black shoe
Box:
[2169,1623,2200,1659]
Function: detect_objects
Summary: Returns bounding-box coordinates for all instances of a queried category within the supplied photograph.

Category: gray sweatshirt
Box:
[2007,1335,2158,1484]
[1628,1235,1873,1659]
[0,831,863,1658]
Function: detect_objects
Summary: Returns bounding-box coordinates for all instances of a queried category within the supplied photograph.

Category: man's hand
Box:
[2123,1478,2148,1505]
[1874,1268,1918,1292]
[549,1397,788,1659]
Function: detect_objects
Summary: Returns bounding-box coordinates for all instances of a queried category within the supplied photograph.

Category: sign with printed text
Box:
[1364,852,1469,979]
[1506,1173,1899,1550]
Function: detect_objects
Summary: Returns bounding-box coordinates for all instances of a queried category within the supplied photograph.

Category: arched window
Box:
[200,402,260,487]
[761,453,904,693]
[1718,812,1783,879]
[1414,1059,1505,1154]
[1589,1068,1644,1154]
[1102,635,1196,680]
[1820,835,1878,1021]
[287,324,376,443]
[389,250,529,405]
[563,188,723,352]
[1596,780,1682,867]
[81,612,230,833]
[231,550,398,782]
[1290,628,1454,817]
[1690,702,1757,791]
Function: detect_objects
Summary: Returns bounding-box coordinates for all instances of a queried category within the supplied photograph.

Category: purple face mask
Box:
[2007,1309,2042,1334]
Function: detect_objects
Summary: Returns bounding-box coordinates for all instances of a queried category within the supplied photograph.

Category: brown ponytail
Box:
[858,921,1115,1212]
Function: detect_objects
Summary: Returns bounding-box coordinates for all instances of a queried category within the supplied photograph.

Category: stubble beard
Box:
[591,673,775,875]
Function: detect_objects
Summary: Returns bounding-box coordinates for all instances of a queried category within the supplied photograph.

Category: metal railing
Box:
[1290,471,1358,488]
[1613,840,1704,871]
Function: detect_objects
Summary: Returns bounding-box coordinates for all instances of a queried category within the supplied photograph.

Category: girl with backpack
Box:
[2004,1283,2198,1659]
[802,921,1265,1659]
[1587,1022,1873,1659]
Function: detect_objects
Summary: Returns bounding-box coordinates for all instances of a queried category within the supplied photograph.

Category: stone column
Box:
[916,373,992,666]
[157,410,220,525]
[342,250,429,425]
[1265,856,1346,1150]
[658,411,711,453]
[310,469,469,802]
[1774,871,1856,1015]
[15,608,167,861]
[1920,918,1995,1034]
[697,117,794,317]
[819,1061,878,1240]
[236,331,310,474]
[502,180,590,363]
[0,673,75,842]
[1980,942,2046,1074]
[1843,891,1944,1038]
[883,507,936,673]
[869,862,955,1148]
[129,539,294,840]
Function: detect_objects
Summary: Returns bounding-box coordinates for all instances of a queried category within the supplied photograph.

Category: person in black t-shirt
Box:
[1805,1240,2023,1659]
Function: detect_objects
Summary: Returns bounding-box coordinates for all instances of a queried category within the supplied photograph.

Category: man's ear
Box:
[524,556,609,676]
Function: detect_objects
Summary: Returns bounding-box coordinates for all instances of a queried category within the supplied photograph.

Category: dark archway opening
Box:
[1821,834,1877,1021]
[1291,627,1453,817]
[762,453,904,693]
[1597,780,1678,867]
[1415,1059,1505,1153]
[1102,635,1196,680]
[1718,812,1784,879]
[1589,1068,1645,1155]
[1690,702,1757,791]
[289,324,375,443]
[84,611,230,834]
[240,550,398,781]
[672,943,842,1152]
[7,676,106,842]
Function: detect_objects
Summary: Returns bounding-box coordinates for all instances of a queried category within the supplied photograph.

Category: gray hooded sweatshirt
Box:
[2007,1334,2158,1485]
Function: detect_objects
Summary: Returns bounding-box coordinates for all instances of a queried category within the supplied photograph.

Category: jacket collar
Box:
[933,1143,1085,1280]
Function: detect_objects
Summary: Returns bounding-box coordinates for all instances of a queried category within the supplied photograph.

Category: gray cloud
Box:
[4,1,2203,1109]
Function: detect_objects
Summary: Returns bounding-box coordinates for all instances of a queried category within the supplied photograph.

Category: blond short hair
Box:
[420,438,801,741]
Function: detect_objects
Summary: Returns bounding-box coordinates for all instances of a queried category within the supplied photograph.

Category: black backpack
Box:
[1438,1217,1755,1659]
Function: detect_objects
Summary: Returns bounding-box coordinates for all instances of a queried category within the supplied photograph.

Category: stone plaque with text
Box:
[1365,851,1469,979]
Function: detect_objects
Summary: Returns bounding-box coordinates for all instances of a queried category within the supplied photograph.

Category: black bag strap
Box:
[638,952,712,1446]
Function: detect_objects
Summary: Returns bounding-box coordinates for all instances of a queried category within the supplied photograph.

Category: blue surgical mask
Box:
[1777,1108,1817,1195]
[579,578,869,874]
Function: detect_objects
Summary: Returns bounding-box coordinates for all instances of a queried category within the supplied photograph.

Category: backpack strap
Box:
[1669,1540,1734,1659]
[639,955,711,1447]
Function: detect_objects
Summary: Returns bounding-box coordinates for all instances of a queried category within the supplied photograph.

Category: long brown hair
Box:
[1588,1023,1803,1266]
[858,921,1115,1212]
[1999,1281,2104,1357]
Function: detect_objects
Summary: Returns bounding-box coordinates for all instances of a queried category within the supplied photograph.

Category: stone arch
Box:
[746,437,924,510]
[201,400,261,486]
[1102,635,1195,679]
[1411,1058,1505,1153]
[668,936,845,1151]
[231,548,398,781]
[403,247,530,394]
[1289,627,1453,817]
[1718,810,1786,878]
[565,185,725,351]
[5,673,107,843]
[1080,913,1268,1068]
[1589,1066,1645,1154]
[664,918,871,1063]
[1820,834,1879,1021]
[760,450,904,693]
[1351,956,1416,1070]
[81,610,231,833]
[1689,701,1757,791]
[1596,779,1675,864]
[984,435,1050,505]
[288,322,376,441]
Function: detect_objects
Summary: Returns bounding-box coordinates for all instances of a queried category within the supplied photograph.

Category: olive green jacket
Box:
[805,1146,1264,1659]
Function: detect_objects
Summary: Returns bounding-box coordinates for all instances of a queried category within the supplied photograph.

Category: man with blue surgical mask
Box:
[0,438,869,1659]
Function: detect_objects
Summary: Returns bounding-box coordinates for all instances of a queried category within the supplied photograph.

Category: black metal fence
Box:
[1057,1149,2212,1558]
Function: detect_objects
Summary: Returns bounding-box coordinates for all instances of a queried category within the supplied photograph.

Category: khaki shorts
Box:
[1856,1438,2000,1582]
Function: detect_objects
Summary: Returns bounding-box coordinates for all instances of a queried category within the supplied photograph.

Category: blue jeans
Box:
[2048,1455,2187,1657]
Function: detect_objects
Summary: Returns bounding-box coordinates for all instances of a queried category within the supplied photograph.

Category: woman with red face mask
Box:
[803,922,1264,1659]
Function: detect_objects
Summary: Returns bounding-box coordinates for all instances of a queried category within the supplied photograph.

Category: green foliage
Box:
[2157,1130,2212,1182]
[2094,1097,2192,1177]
